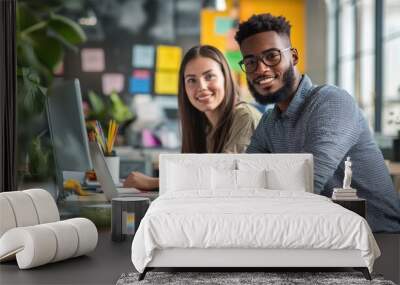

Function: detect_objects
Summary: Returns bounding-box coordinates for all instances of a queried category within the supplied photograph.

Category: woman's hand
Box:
[123,171,159,190]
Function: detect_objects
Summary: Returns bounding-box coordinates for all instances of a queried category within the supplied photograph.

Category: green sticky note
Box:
[225,51,242,73]
[215,17,234,35]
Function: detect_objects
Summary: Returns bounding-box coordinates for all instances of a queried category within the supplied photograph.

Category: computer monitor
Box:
[46,79,92,193]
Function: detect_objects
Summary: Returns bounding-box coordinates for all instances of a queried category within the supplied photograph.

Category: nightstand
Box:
[331,198,366,218]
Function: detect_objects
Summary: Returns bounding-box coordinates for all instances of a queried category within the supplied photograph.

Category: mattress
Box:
[131,190,380,273]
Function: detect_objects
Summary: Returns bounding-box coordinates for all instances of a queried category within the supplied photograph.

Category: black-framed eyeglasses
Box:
[238,47,292,73]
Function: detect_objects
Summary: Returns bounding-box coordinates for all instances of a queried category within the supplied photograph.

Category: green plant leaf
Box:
[109,92,134,124]
[18,39,53,83]
[48,14,87,46]
[17,3,40,32]
[27,136,53,180]
[88,91,106,114]
[18,67,47,116]
[18,0,64,13]
[30,29,65,71]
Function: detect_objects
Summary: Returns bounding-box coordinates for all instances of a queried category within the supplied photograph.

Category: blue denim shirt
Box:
[247,75,400,232]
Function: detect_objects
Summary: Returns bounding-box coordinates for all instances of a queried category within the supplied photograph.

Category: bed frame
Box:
[137,154,372,281]
[138,248,371,280]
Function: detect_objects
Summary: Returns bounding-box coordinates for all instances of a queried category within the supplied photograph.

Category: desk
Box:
[58,191,158,227]
[62,191,159,202]
[386,161,400,193]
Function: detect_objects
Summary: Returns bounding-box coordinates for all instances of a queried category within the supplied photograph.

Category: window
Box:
[383,0,400,136]
[358,0,375,128]
[338,0,356,98]
[330,0,400,134]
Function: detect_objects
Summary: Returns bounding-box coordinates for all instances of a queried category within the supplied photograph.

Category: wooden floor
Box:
[0,229,133,285]
[373,233,400,284]
[0,231,398,285]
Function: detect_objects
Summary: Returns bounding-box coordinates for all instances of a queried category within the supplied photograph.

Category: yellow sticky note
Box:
[155,71,178,95]
[201,10,229,53]
[156,45,182,71]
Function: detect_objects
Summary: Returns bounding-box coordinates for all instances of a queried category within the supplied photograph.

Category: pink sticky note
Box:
[81,48,105,72]
[132,69,151,79]
[142,129,160,147]
[102,73,125,95]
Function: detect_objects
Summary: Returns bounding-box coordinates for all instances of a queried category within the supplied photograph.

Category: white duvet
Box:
[131,190,380,273]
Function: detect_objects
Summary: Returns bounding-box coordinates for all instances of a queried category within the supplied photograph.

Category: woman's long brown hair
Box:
[178,45,238,153]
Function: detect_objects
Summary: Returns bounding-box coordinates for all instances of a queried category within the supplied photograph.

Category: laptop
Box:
[89,141,143,201]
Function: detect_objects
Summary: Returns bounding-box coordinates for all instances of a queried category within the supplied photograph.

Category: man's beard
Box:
[248,64,296,105]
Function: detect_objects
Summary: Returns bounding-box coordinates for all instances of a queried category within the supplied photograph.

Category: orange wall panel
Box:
[239,0,306,73]
[200,9,231,53]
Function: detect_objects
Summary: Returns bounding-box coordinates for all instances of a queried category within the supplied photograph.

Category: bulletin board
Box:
[59,0,201,98]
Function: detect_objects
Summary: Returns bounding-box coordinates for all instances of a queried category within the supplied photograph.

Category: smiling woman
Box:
[123,45,261,190]
[178,45,261,154]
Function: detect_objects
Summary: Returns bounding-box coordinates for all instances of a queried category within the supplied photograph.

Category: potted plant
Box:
[16,0,86,183]
[85,90,134,128]
[85,90,135,184]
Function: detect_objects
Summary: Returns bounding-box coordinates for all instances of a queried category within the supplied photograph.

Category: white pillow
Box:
[166,162,212,192]
[236,169,267,189]
[212,168,236,190]
[237,159,309,191]
[266,165,307,191]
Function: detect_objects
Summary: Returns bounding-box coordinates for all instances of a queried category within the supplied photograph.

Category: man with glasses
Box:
[235,13,400,233]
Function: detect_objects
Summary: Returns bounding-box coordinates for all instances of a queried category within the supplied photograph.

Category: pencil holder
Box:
[111,197,150,242]
[104,155,120,185]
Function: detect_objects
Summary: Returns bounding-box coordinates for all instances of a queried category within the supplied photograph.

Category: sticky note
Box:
[129,69,151,94]
[215,17,234,35]
[132,45,155,68]
[132,69,151,79]
[102,73,124,95]
[142,128,161,147]
[129,77,151,94]
[156,45,182,71]
[225,50,242,73]
[155,71,178,95]
[81,48,105,72]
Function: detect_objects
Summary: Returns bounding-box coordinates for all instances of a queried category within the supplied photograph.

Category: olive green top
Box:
[206,102,261,153]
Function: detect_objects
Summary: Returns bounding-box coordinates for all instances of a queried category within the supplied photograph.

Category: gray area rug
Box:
[116,271,395,285]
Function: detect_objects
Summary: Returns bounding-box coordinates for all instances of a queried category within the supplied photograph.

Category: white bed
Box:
[131,154,380,280]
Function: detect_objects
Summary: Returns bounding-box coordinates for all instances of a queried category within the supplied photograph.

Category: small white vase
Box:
[104,156,120,185]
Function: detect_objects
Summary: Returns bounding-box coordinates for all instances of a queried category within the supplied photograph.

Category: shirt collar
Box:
[271,74,314,120]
